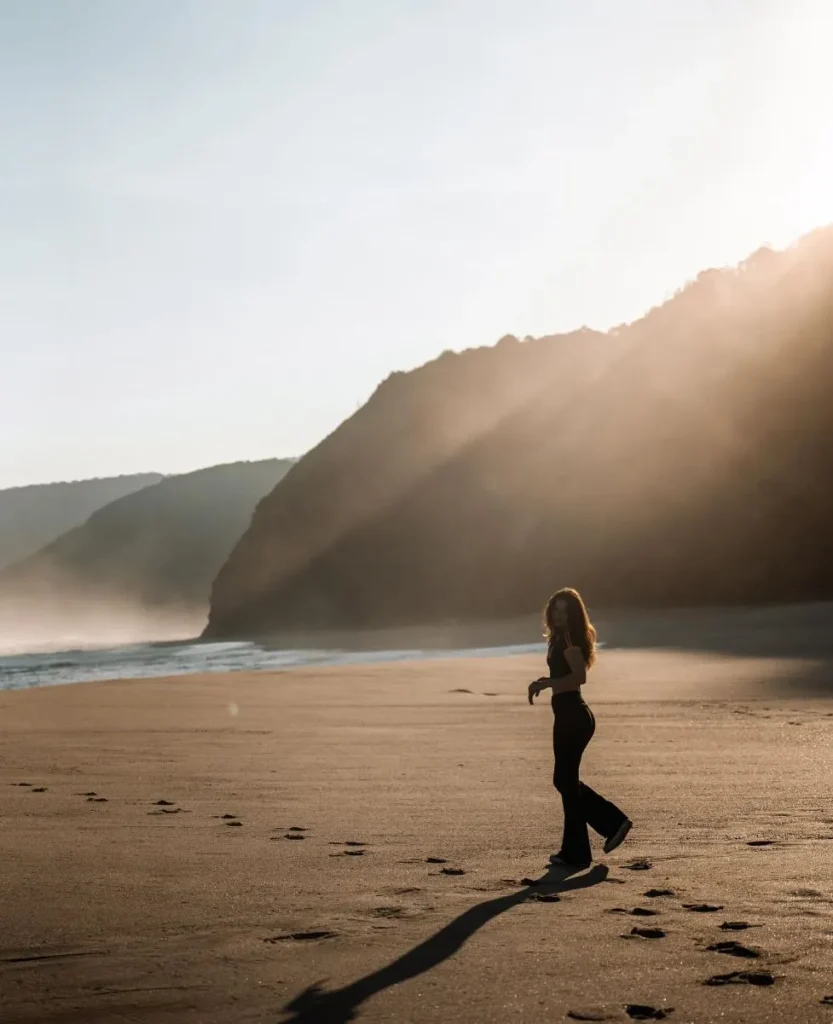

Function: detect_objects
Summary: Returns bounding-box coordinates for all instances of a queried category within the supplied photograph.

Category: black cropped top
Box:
[546,635,571,679]
[547,633,585,705]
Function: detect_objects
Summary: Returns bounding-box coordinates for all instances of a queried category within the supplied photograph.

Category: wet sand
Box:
[2,644,833,1023]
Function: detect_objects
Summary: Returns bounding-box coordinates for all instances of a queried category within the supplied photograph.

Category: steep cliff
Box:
[205,228,833,638]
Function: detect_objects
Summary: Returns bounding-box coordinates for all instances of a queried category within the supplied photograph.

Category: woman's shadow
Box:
[280,863,608,1023]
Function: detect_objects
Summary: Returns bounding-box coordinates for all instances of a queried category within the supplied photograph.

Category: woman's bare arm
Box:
[563,647,587,684]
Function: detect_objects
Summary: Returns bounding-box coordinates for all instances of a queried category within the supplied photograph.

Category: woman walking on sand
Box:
[528,587,632,870]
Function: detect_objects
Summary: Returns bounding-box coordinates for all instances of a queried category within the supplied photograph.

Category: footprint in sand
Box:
[148,799,189,815]
[683,903,723,913]
[449,688,473,694]
[31,787,48,793]
[644,889,675,898]
[747,840,775,847]
[622,1003,668,1019]
[213,813,238,820]
[11,782,33,787]
[706,941,760,959]
[622,859,652,871]
[264,930,338,944]
[607,908,660,917]
[704,970,774,987]
[425,857,448,864]
[625,927,666,940]
[567,1007,672,1022]
[440,867,466,876]
[87,796,108,803]
[625,1006,674,1021]
[287,826,308,832]
[719,921,756,931]
[225,821,243,828]
[528,893,561,903]
[369,906,407,919]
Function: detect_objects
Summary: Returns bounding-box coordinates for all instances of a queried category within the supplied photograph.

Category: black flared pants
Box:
[552,692,627,863]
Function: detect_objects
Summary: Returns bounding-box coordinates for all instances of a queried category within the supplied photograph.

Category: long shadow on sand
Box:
[280,863,608,1023]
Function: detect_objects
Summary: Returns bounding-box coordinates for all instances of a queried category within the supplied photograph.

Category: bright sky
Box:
[2,0,832,488]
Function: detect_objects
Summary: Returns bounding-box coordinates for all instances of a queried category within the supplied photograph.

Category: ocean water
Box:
[0,638,546,692]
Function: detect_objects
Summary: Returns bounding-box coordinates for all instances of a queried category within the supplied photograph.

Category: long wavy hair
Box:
[543,587,597,668]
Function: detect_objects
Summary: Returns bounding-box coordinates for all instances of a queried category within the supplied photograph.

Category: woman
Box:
[528,587,631,869]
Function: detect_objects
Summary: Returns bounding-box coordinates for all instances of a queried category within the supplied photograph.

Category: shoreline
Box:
[3,600,833,695]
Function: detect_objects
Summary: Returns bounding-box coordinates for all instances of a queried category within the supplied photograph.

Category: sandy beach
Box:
[3,644,833,1023]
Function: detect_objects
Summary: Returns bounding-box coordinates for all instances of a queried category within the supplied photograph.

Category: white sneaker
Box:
[603,819,633,854]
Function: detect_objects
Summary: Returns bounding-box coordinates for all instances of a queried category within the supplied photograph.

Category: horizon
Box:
[3,0,833,489]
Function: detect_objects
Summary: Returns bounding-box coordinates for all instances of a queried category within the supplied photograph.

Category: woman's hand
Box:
[528,677,550,704]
